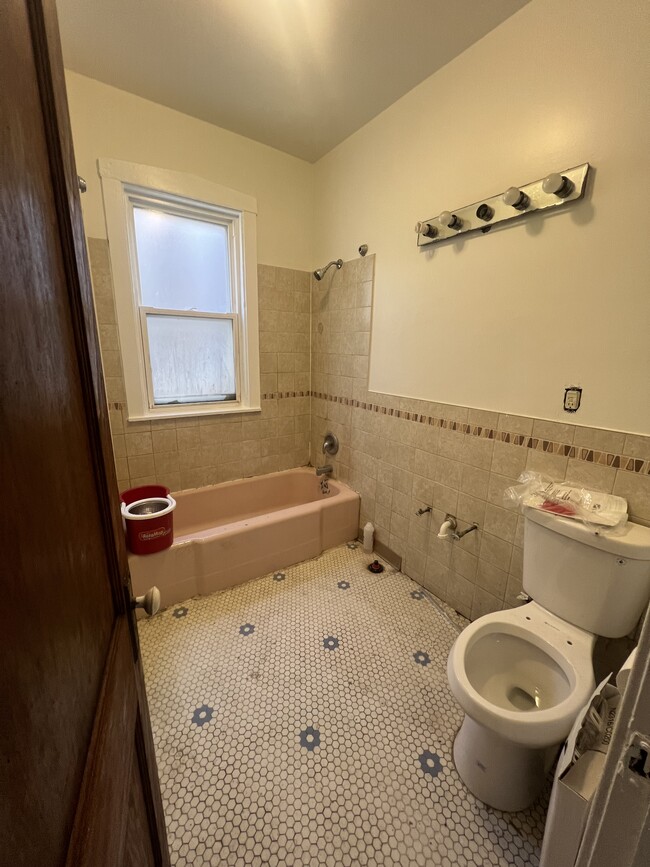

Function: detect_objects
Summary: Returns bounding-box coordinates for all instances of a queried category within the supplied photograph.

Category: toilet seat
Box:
[447,602,596,749]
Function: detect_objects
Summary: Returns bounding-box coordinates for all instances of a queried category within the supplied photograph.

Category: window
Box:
[99,159,260,419]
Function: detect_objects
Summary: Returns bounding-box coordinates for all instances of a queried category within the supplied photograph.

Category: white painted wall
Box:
[65,70,314,271]
[313,0,650,434]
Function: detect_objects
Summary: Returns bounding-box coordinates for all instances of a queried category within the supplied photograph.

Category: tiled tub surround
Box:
[311,255,650,622]
[88,238,312,491]
[129,467,360,607]
[139,544,548,867]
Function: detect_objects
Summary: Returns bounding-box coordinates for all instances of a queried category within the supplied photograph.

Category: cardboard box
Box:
[539,678,620,867]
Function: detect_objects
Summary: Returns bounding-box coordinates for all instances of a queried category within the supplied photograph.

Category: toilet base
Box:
[453,715,557,812]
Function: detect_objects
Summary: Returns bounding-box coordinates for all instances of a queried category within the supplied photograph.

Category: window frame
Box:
[98,159,260,420]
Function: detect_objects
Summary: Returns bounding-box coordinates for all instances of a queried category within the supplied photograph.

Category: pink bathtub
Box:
[129,467,360,608]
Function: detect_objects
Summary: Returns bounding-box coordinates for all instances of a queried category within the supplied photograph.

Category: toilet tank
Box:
[523,508,650,637]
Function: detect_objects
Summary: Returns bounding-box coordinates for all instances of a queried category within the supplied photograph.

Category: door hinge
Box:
[627,734,650,780]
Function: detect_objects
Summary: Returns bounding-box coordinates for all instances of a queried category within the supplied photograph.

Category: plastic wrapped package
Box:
[504,471,628,533]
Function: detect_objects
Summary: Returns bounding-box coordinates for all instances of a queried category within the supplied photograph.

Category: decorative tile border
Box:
[108,395,649,476]
[310,391,650,477]
[260,390,310,400]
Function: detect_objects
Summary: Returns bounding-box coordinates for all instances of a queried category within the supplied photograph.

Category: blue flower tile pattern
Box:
[413,650,431,667]
[323,636,339,651]
[273,571,286,582]
[410,590,425,600]
[191,704,214,727]
[239,623,255,636]
[337,580,350,590]
[419,750,443,778]
[172,606,189,618]
[299,726,320,752]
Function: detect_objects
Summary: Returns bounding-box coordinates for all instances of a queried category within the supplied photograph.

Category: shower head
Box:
[313,259,343,281]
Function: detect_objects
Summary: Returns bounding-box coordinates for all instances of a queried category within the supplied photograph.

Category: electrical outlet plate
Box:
[564,386,582,413]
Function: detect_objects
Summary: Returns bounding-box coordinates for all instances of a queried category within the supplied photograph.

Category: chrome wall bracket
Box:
[415,163,590,247]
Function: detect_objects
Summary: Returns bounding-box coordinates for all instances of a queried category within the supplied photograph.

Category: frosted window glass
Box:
[134,207,231,313]
[146,314,236,404]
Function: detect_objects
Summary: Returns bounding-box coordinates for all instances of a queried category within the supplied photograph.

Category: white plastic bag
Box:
[504,471,628,533]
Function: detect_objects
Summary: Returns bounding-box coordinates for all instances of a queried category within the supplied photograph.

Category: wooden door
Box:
[0,2,170,865]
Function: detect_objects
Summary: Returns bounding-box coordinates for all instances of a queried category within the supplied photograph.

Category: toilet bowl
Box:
[448,602,596,749]
[447,602,596,811]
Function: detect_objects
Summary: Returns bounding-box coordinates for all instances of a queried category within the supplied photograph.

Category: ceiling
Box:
[56,0,530,162]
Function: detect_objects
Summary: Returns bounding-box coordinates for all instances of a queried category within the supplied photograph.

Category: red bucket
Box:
[120,485,176,555]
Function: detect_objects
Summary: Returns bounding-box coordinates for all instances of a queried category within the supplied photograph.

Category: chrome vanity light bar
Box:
[415,163,590,247]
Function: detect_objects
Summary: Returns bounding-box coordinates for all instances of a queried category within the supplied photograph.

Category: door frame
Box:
[575,605,650,867]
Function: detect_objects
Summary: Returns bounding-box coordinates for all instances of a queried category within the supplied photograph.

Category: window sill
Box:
[127,405,262,422]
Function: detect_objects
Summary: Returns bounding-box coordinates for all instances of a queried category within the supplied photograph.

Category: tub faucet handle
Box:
[322,432,339,456]
[133,586,161,617]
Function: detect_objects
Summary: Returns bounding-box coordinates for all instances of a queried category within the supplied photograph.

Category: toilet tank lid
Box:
[524,507,650,560]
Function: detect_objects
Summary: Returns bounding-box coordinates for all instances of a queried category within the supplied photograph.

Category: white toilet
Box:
[447,507,650,812]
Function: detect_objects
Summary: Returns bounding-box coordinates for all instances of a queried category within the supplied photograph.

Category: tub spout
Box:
[316,465,333,476]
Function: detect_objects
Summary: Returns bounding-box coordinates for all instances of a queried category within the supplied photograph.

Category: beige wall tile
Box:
[456,493,487,527]
[126,432,153,456]
[451,546,478,582]
[446,574,474,619]
[422,559,449,599]
[176,427,201,451]
[498,414,533,436]
[623,434,650,460]
[525,449,568,479]
[468,408,499,429]
[509,545,524,579]
[129,474,157,488]
[412,475,433,505]
[566,459,616,493]
[152,429,178,453]
[102,350,123,378]
[613,471,650,522]
[435,457,462,490]
[476,560,508,599]
[438,428,465,462]
[504,573,525,608]
[471,587,502,620]
[532,418,575,443]
[480,533,512,572]
[127,454,155,478]
[109,407,124,434]
[105,376,125,403]
[459,465,489,500]
[431,483,458,516]
[487,473,518,507]
[180,467,210,490]
[483,504,518,544]
[491,441,527,478]
[573,426,626,454]
[154,452,180,475]
[461,436,494,471]
[112,434,126,458]
[114,456,129,482]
